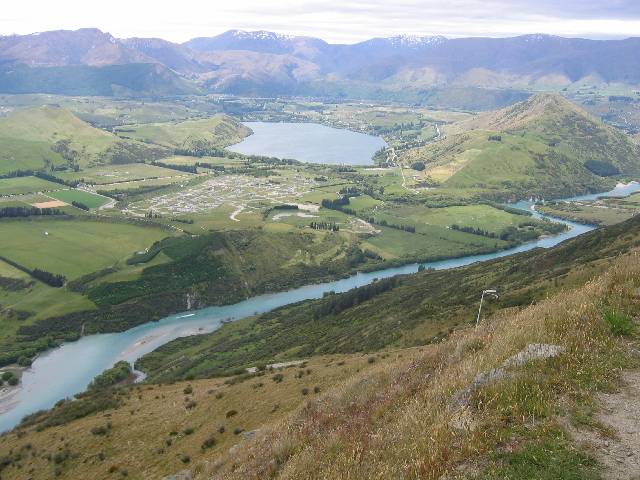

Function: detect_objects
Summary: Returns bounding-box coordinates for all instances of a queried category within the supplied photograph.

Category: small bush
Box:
[301,388,310,395]
[17,356,32,367]
[201,436,217,451]
[53,451,69,465]
[272,373,284,383]
[180,455,191,464]
[367,356,376,364]
[218,425,225,434]
[185,400,197,409]
[91,424,111,436]
[215,392,224,399]
[603,309,635,336]
[183,386,193,395]
[314,386,321,394]
[183,427,194,435]
[225,410,238,418]
[233,427,243,435]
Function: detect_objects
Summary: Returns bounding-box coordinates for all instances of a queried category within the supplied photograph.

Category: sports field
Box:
[47,189,111,208]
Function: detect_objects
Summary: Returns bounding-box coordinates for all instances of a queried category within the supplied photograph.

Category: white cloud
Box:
[2,0,639,43]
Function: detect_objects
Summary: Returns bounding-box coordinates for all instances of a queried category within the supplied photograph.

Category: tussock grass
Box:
[198,252,640,479]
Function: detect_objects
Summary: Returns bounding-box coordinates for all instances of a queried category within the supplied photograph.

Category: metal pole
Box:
[475,291,485,328]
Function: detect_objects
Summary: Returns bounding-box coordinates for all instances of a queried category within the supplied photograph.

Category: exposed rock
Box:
[451,343,565,409]
[242,429,259,439]
[162,469,192,480]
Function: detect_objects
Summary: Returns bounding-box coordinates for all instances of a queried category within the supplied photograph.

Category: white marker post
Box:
[475,289,498,328]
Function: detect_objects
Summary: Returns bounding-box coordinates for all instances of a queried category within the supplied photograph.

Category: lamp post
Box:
[475,289,498,328]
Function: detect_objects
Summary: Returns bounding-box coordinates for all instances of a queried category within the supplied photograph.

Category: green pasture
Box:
[47,189,111,208]
[0,219,172,279]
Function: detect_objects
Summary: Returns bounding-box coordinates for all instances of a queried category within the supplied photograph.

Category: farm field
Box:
[538,194,640,226]
[157,155,243,167]
[94,176,191,192]
[46,189,111,208]
[0,219,172,279]
[56,163,187,185]
[0,176,62,196]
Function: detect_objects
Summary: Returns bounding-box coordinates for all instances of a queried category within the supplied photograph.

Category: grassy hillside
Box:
[113,114,250,151]
[401,94,640,198]
[199,253,639,479]
[136,213,640,382]
[0,106,167,174]
[1,236,638,479]
[0,351,403,480]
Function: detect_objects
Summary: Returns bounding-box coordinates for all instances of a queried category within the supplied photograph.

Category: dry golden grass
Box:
[195,252,640,479]
[0,353,409,480]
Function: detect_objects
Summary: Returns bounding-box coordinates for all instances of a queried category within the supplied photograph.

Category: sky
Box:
[2,0,640,43]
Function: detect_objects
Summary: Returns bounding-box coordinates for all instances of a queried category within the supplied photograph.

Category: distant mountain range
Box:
[1,28,639,102]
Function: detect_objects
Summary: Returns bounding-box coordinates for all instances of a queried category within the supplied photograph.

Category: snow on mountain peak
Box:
[230,30,295,42]
[386,35,447,48]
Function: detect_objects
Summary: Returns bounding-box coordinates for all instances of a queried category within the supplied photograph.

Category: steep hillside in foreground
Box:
[0,106,167,174]
[403,94,640,198]
[197,252,640,480]
[1,243,638,479]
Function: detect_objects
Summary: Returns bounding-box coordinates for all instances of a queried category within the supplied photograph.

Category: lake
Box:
[227,122,387,165]
[0,182,638,432]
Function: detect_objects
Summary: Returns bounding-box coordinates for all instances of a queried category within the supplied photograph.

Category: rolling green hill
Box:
[403,94,640,198]
[113,114,251,152]
[0,106,168,174]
